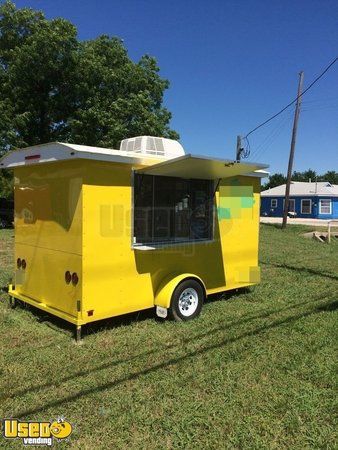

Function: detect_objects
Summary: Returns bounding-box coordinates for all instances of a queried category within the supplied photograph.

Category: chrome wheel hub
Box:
[178,288,198,317]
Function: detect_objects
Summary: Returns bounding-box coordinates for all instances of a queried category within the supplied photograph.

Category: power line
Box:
[301,94,338,104]
[302,96,338,104]
[301,103,338,112]
[251,115,292,161]
[302,106,338,112]
[250,112,293,161]
[244,56,338,140]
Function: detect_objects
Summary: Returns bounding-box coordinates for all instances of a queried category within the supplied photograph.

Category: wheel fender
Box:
[154,273,206,308]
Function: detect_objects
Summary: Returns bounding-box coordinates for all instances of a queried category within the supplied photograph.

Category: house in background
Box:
[261,181,338,219]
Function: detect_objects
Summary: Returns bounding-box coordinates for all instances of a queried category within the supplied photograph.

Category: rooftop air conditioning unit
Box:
[120,136,185,158]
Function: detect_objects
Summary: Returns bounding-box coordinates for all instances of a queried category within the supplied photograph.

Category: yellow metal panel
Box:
[8,285,84,325]
[13,162,83,321]
[82,161,155,320]
[14,243,81,318]
[14,161,82,254]
[216,175,261,288]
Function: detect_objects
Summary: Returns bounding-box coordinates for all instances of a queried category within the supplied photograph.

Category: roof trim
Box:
[0,142,168,169]
[0,143,269,181]
[136,154,268,180]
[261,193,338,198]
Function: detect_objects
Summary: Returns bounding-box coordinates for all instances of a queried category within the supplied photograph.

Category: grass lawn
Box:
[0,224,337,449]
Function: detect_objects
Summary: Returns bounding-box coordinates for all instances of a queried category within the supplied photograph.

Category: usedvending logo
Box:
[2,416,72,446]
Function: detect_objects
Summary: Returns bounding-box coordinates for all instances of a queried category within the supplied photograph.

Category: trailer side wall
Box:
[13,161,83,319]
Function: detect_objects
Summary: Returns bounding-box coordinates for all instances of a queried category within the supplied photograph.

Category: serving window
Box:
[133,174,214,245]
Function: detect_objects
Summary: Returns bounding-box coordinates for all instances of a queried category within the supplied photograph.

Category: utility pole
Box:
[282,71,304,229]
[236,135,242,162]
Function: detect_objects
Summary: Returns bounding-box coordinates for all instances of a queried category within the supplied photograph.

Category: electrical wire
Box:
[243,56,338,141]
[253,115,293,161]
[301,95,338,104]
[301,103,338,112]
[249,111,293,161]
[249,112,292,160]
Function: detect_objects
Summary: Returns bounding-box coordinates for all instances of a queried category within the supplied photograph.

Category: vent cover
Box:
[120,136,185,159]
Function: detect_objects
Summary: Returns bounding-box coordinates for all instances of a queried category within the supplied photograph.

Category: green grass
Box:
[0,225,337,449]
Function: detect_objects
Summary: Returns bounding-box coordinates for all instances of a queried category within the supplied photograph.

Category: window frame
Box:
[283,198,295,213]
[301,199,312,215]
[319,199,332,215]
[270,198,278,209]
[131,171,216,248]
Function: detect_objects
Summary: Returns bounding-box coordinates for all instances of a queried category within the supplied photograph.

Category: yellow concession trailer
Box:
[0,137,268,339]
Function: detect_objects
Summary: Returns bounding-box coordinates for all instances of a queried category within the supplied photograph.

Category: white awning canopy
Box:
[136,154,268,180]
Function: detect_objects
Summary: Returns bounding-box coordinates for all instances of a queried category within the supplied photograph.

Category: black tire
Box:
[169,279,204,321]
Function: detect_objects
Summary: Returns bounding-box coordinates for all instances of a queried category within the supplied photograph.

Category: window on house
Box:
[319,199,332,215]
[301,199,312,214]
[133,174,214,245]
[271,199,278,208]
[283,199,295,212]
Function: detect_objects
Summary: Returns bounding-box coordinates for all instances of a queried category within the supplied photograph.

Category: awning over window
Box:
[136,154,268,180]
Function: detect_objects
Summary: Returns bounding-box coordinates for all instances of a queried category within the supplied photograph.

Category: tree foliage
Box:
[262,173,286,190]
[262,170,338,190]
[0,0,178,155]
[0,1,179,199]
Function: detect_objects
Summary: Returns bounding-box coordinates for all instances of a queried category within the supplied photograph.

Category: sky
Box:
[12,0,338,175]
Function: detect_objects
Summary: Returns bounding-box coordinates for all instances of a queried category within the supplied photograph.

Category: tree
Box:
[0,0,80,150]
[262,173,286,190]
[292,169,317,182]
[69,37,179,147]
[0,1,179,199]
[0,169,12,199]
[319,171,338,185]
[262,169,338,191]
[0,1,178,155]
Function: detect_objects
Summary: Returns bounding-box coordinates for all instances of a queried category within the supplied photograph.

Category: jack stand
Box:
[9,297,17,309]
[75,325,82,342]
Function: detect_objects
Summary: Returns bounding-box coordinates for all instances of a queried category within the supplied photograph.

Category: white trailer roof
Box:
[0,142,166,169]
[0,142,268,179]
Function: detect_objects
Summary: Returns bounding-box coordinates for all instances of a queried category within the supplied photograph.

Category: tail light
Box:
[17,258,22,269]
[65,271,71,284]
[21,259,27,270]
[72,272,79,286]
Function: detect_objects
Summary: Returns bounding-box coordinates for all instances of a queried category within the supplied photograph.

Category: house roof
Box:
[261,181,338,197]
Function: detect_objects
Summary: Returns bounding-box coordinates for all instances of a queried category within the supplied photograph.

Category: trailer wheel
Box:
[169,279,204,321]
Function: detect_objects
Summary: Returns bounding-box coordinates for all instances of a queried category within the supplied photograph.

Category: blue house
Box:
[261,181,338,219]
